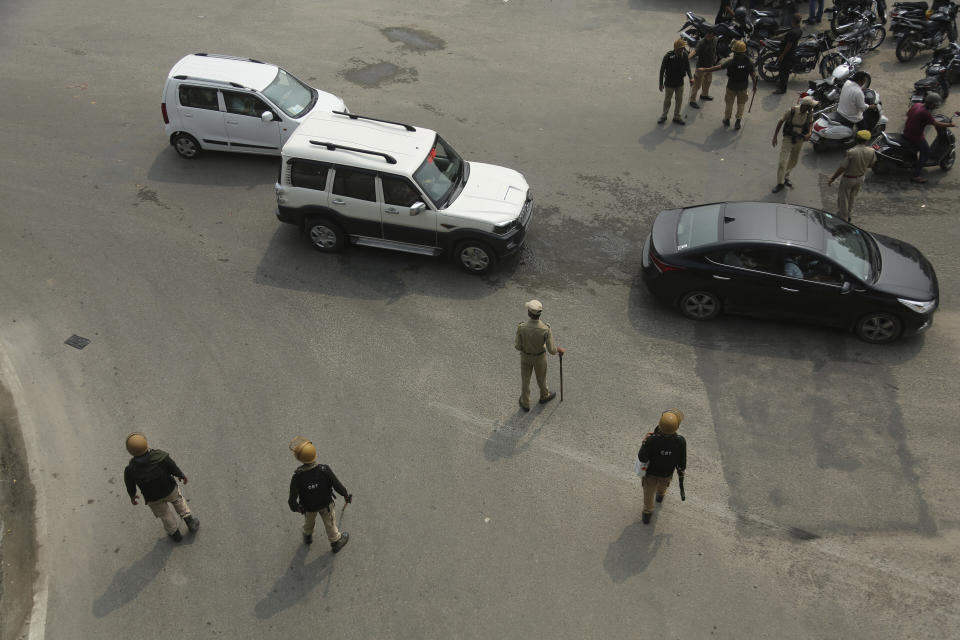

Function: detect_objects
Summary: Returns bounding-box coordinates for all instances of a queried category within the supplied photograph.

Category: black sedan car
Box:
[641,202,938,344]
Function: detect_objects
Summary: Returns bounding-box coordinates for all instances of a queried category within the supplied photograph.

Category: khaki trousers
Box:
[837,175,864,221]
[641,474,673,514]
[723,88,749,120]
[691,70,713,101]
[520,352,549,409]
[777,137,805,184]
[661,85,684,119]
[304,502,342,542]
[148,485,191,535]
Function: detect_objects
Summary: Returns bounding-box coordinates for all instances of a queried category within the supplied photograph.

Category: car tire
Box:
[305,218,346,253]
[940,148,955,171]
[172,133,201,159]
[678,291,721,321]
[896,35,920,62]
[454,240,496,275]
[855,312,903,344]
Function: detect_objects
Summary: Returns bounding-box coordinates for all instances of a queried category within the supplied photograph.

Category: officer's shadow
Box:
[93,537,176,617]
[603,521,671,584]
[253,544,335,619]
[482,407,548,461]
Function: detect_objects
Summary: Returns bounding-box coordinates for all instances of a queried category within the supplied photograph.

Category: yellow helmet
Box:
[732,40,747,53]
[289,436,318,463]
[674,38,687,50]
[125,432,148,456]
[657,409,684,434]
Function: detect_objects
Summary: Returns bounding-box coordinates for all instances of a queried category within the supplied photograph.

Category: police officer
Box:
[658,38,694,125]
[828,130,877,221]
[288,437,352,552]
[772,95,817,193]
[514,300,565,412]
[123,432,199,542]
[698,40,758,130]
[637,410,687,524]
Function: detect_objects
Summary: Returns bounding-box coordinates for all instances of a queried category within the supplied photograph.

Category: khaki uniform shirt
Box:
[515,318,557,356]
[842,145,876,177]
[781,107,812,141]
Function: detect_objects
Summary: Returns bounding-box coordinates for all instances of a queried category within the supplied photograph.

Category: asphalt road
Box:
[1,0,959,638]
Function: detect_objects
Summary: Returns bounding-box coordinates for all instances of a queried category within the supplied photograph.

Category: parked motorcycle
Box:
[801,53,871,115]
[872,111,959,172]
[757,32,836,82]
[892,0,953,38]
[828,0,878,34]
[912,44,960,100]
[809,88,889,152]
[832,9,888,52]
[678,10,749,60]
[895,1,958,61]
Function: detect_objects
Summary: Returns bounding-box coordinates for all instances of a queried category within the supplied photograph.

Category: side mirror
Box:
[261,111,275,122]
[840,281,852,295]
[409,201,427,216]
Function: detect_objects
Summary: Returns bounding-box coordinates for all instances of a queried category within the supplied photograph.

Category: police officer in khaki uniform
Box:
[828,130,876,221]
[772,96,817,193]
[514,300,565,411]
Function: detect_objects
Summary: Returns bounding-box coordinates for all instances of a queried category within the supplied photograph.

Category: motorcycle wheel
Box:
[868,26,886,51]
[813,140,829,153]
[757,51,778,82]
[872,158,891,175]
[941,148,955,171]
[819,53,843,79]
[940,80,950,100]
[746,43,761,67]
[896,35,921,62]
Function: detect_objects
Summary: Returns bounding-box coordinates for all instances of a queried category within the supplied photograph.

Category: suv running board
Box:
[351,236,443,256]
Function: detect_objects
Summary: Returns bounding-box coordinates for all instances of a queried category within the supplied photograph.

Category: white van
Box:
[161,53,347,159]
[275,111,532,274]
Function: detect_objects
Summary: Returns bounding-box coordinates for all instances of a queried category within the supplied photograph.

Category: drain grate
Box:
[65,335,91,349]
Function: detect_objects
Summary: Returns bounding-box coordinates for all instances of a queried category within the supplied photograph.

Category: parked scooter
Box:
[809,88,889,152]
[895,1,958,61]
[872,111,959,172]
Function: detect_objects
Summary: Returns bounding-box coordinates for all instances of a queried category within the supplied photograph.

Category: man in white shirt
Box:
[836,72,876,125]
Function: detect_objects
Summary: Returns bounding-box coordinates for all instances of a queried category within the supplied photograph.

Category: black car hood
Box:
[870,233,938,301]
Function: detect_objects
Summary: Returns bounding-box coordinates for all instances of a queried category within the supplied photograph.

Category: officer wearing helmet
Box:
[514,299,565,411]
[123,432,198,542]
[902,92,956,183]
[697,39,758,130]
[637,410,687,524]
[288,437,352,551]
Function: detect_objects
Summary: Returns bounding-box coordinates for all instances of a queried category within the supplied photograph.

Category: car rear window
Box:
[676,205,721,250]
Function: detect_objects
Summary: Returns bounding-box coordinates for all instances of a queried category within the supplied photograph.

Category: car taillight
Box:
[650,252,684,273]
[161,103,169,124]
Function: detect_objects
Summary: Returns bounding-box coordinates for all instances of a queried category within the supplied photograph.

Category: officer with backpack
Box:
[123,432,199,542]
[637,410,687,524]
[771,95,818,193]
[697,40,758,130]
[288,437,352,552]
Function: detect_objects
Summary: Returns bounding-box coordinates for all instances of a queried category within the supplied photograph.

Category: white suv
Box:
[161,53,347,159]
[275,111,532,274]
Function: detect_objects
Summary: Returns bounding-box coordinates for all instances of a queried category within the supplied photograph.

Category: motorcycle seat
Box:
[894,1,928,8]
[884,132,917,151]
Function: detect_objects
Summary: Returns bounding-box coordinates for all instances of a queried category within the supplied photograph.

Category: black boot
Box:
[184,515,200,533]
[303,533,313,545]
[656,494,665,503]
[168,529,183,542]
[331,531,350,553]
[642,512,652,524]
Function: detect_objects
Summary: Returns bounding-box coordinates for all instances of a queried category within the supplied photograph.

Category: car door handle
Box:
[384,207,399,214]
[331,199,346,205]
[781,286,799,292]
[226,120,239,125]
[713,275,731,280]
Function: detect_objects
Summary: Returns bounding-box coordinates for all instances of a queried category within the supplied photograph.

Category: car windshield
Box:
[261,69,315,119]
[676,204,722,250]
[413,135,464,207]
[820,213,875,281]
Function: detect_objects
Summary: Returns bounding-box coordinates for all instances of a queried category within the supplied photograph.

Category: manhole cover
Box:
[65,335,91,349]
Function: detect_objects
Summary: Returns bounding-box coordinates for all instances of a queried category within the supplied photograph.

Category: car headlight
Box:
[898,297,937,314]
[494,220,517,234]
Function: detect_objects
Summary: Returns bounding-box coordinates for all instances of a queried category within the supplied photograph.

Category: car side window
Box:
[222,90,272,118]
[782,249,844,284]
[381,175,421,207]
[710,248,779,275]
[178,85,219,111]
[332,168,376,202]
[290,160,329,191]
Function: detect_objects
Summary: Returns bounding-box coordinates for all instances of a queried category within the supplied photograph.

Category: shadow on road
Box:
[92,538,174,617]
[253,545,335,619]
[483,409,544,461]
[603,521,671,584]
[145,148,279,188]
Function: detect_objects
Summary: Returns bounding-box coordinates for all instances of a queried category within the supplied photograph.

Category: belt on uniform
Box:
[522,351,545,356]
[843,174,864,178]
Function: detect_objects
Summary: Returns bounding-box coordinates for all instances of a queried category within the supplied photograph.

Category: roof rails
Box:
[308,140,397,165]
[332,111,416,132]
[172,75,246,89]
[194,53,265,64]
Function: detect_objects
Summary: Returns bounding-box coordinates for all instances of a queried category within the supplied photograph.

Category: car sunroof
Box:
[776,205,808,242]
